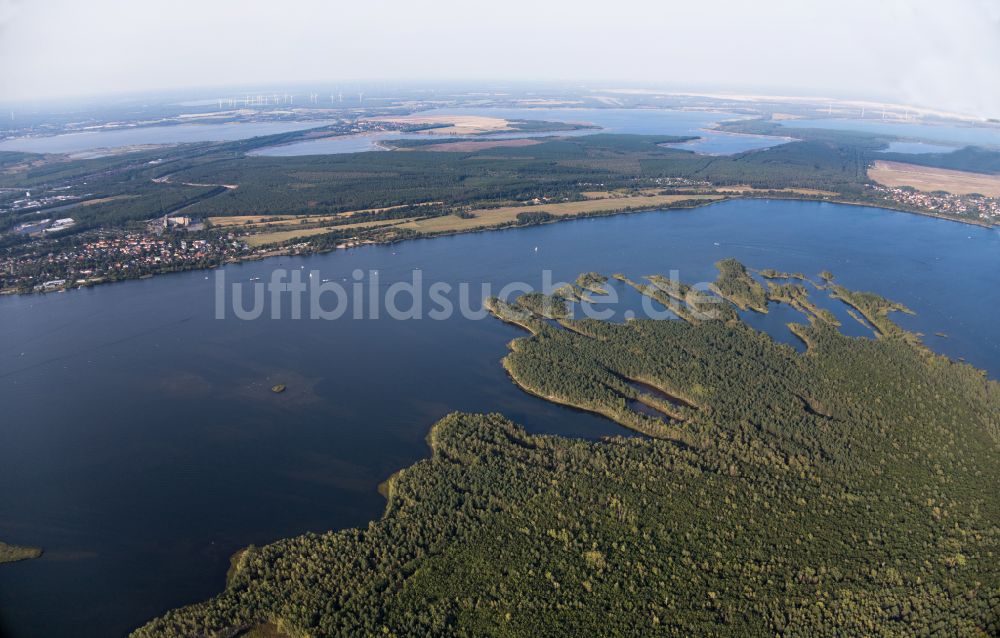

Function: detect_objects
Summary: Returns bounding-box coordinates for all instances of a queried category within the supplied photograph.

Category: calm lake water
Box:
[0,121,335,155]
[251,108,791,156]
[1,199,999,637]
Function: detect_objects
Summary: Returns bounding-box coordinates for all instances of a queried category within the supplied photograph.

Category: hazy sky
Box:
[1,0,997,117]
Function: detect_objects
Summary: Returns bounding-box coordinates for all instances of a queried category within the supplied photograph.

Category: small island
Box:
[270,384,286,394]
[0,541,42,565]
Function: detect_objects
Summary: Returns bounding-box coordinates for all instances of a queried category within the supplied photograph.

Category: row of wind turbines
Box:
[217,91,366,109]
[825,102,916,121]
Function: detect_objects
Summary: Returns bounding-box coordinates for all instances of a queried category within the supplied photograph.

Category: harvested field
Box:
[399,194,722,234]
[868,161,1000,196]
[243,219,415,247]
[364,115,511,135]
[209,203,440,228]
[712,185,837,196]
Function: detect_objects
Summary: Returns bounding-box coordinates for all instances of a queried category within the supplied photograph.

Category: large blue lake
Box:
[1,199,999,637]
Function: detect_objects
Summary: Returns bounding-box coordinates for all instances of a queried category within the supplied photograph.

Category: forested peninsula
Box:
[134,262,1000,637]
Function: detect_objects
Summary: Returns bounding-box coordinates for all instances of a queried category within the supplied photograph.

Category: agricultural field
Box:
[207,204,439,228]
[868,160,1000,196]
[242,218,418,247]
[364,114,512,135]
[712,185,838,196]
[399,193,723,234]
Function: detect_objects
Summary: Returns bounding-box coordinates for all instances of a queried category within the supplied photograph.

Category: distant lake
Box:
[0,121,335,155]
[251,108,793,156]
[879,140,959,154]
[1,199,999,637]
[781,117,1000,148]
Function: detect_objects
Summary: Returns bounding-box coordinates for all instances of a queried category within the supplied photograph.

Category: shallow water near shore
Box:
[0,198,998,637]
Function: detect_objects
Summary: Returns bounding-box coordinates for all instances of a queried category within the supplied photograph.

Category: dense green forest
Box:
[134,263,1000,637]
[876,146,1000,175]
[721,117,1000,175]
[168,135,870,218]
[163,135,715,217]
[1,130,873,231]
[718,118,895,150]
[639,140,870,192]
[710,258,768,312]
